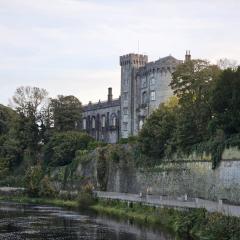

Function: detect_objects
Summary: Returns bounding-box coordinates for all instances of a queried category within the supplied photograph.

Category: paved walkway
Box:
[94,191,240,217]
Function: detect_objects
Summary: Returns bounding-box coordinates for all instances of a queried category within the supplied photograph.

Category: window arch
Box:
[142,91,147,104]
[139,119,144,130]
[82,118,87,130]
[101,115,106,128]
[91,116,96,129]
[110,114,117,127]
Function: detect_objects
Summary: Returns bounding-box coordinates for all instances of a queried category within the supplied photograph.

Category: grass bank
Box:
[0,195,78,208]
[91,199,240,240]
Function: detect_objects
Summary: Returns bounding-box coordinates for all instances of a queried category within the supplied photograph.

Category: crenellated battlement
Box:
[120,53,148,66]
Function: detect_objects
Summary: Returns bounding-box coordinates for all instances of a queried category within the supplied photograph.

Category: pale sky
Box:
[0,0,239,106]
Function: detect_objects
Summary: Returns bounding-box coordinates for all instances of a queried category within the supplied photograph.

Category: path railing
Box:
[94,191,240,217]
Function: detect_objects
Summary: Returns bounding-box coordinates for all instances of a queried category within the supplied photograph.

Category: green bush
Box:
[77,183,95,208]
[25,165,57,198]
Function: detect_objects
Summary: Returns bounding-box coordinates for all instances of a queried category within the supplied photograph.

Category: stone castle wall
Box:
[52,147,240,203]
[106,147,240,203]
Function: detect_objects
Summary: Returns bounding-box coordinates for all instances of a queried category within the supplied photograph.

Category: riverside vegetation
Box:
[1,59,240,239]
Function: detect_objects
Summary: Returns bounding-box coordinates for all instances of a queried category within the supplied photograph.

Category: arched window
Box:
[101,115,106,128]
[142,91,147,104]
[111,114,117,127]
[139,119,144,130]
[82,118,86,130]
[92,117,96,129]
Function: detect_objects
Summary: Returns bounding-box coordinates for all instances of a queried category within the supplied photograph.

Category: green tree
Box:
[138,97,178,159]
[0,104,17,135]
[44,131,94,166]
[11,86,49,156]
[50,95,82,131]
[171,60,221,148]
[0,104,22,174]
[210,67,240,135]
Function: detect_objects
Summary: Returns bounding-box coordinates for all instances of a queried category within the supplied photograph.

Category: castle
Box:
[82,52,190,143]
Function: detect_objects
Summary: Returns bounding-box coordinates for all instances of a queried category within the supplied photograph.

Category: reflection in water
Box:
[0,202,175,240]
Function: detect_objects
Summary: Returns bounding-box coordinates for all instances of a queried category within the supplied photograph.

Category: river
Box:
[0,202,175,240]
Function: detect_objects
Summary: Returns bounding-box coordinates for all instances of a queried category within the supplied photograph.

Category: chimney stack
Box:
[185,50,191,62]
[108,87,113,102]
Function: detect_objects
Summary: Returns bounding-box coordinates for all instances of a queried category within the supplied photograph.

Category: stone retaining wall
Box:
[106,147,240,203]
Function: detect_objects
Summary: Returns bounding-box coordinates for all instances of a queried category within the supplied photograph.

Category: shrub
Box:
[24,165,44,197]
[77,183,95,208]
[43,131,94,167]
[39,176,57,198]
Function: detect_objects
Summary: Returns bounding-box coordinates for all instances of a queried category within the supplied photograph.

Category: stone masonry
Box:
[82,52,188,142]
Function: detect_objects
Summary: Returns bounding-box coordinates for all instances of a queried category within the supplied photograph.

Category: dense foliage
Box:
[0,104,22,177]
[0,86,92,189]
[44,131,94,166]
[50,95,82,131]
[139,61,240,167]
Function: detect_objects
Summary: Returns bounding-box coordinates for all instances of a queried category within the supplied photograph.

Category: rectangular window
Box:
[123,92,128,100]
[150,91,156,101]
[123,122,128,131]
[123,107,128,115]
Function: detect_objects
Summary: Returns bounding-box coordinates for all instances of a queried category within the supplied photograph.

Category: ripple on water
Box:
[0,202,176,240]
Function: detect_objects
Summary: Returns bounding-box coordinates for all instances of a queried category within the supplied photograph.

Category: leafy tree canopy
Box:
[50,95,82,131]
[44,131,94,167]
[210,67,240,135]
[138,96,178,159]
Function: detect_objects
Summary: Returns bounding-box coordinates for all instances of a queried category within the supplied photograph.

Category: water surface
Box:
[0,201,175,240]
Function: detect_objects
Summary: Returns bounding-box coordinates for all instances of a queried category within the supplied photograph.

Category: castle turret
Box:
[119,53,148,138]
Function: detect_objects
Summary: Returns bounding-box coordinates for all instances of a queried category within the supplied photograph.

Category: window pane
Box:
[150,91,156,101]
[101,115,106,127]
[142,91,147,104]
[83,119,86,129]
[92,118,95,129]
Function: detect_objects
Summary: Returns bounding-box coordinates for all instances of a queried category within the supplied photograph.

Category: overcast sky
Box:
[0,0,240,106]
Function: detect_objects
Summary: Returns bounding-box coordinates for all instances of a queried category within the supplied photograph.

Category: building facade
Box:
[82,52,190,143]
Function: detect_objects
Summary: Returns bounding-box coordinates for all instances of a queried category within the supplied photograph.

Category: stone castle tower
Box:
[82,52,183,143]
[119,54,148,138]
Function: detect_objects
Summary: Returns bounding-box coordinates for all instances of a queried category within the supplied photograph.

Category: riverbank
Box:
[1,195,240,240]
[0,195,78,208]
[92,199,240,240]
